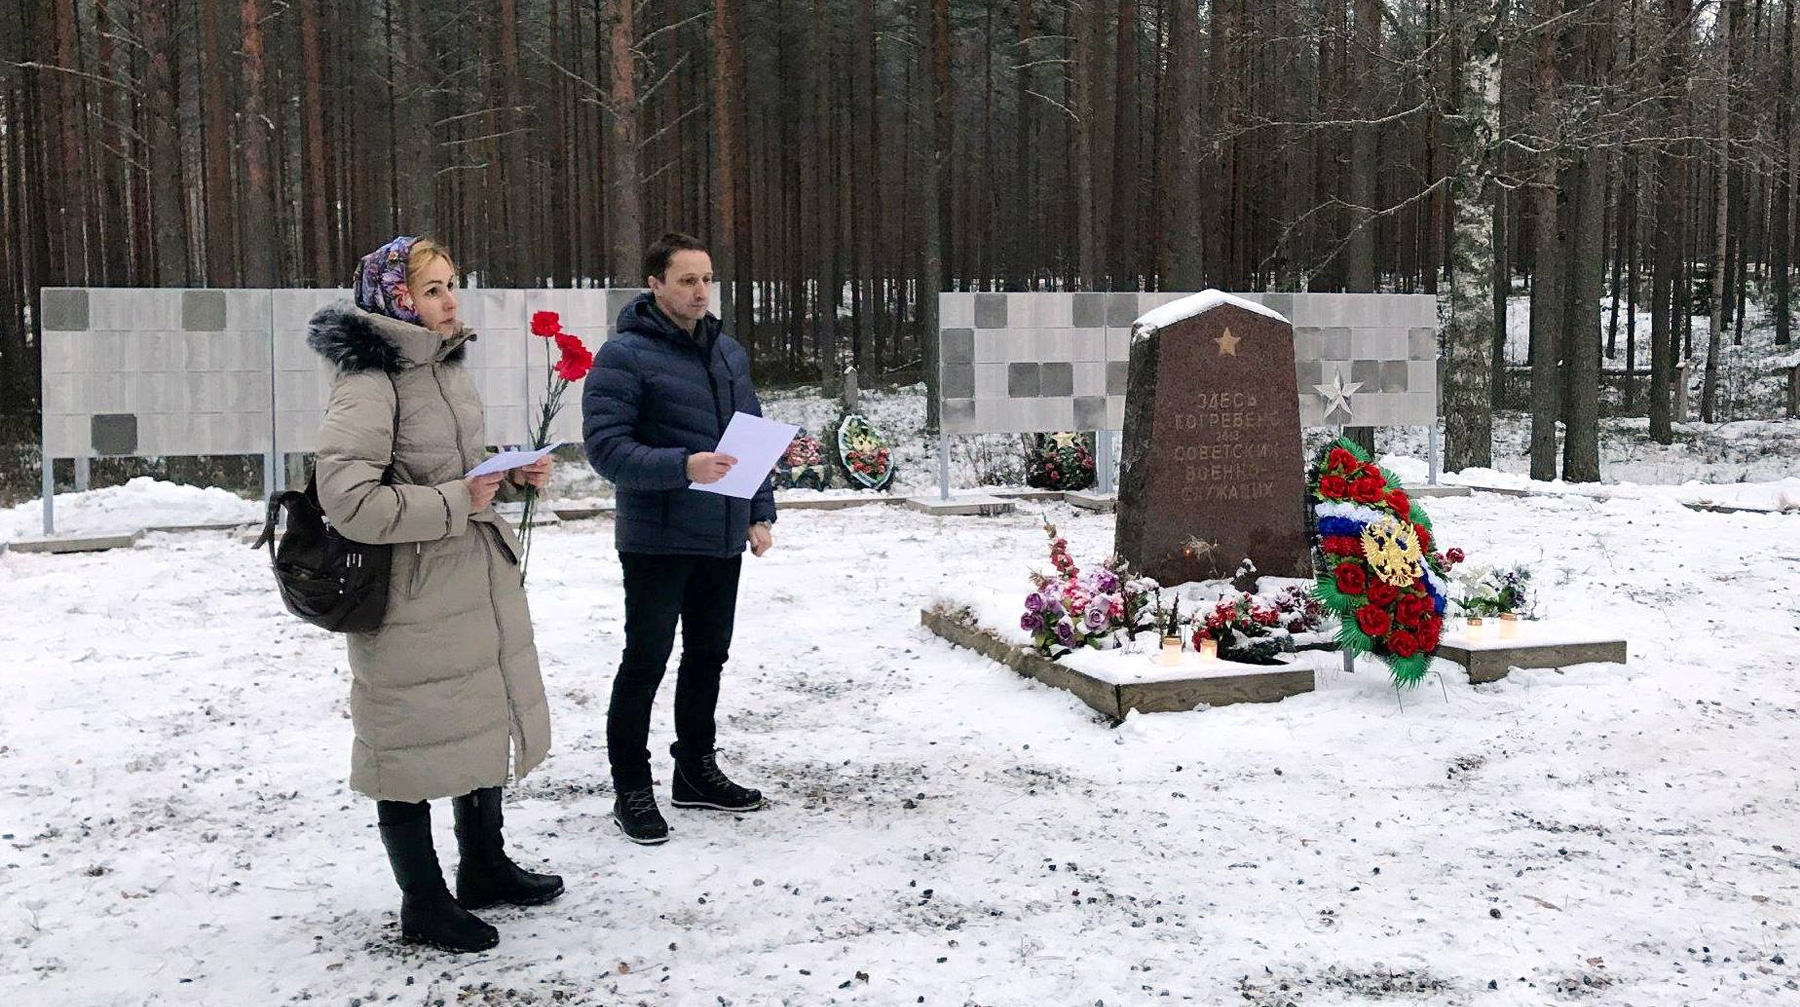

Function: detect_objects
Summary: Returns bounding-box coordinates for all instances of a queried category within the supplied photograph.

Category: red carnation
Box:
[1334,562,1367,595]
[1328,447,1358,472]
[1386,489,1410,516]
[1351,476,1385,504]
[1322,535,1362,556]
[1414,524,1432,551]
[1397,594,1427,628]
[1387,630,1420,658]
[1445,547,1465,565]
[1320,475,1351,500]
[1356,605,1392,638]
[531,311,562,337]
[1368,581,1400,607]
[1360,462,1383,480]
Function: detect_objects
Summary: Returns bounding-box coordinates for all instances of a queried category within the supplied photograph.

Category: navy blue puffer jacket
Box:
[581,293,777,556]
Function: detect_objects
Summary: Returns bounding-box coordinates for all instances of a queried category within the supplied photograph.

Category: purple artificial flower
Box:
[1055,618,1077,645]
[1043,597,1065,619]
[1021,612,1045,632]
[1025,592,1046,613]
[1083,606,1109,632]
[1096,570,1121,594]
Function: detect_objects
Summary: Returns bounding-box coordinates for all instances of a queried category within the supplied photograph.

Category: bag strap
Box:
[251,372,406,552]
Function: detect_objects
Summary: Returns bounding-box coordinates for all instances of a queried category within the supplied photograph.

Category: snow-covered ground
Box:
[2,480,1798,1005]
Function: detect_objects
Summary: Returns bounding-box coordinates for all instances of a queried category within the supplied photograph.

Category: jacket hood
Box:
[307,301,472,374]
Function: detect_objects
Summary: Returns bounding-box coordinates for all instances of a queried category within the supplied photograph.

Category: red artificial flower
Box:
[1351,476,1385,504]
[1322,535,1362,556]
[1386,489,1410,517]
[1320,475,1351,500]
[1328,447,1358,472]
[1387,630,1420,658]
[1397,594,1427,628]
[1334,562,1367,595]
[1414,524,1432,551]
[531,311,562,337]
[1368,581,1400,607]
[1191,627,1212,648]
[1446,547,1465,565]
[1418,616,1443,651]
[1360,462,1383,480]
[1356,605,1392,638]
[1253,603,1280,627]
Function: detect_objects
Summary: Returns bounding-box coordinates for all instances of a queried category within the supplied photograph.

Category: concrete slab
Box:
[1065,490,1118,513]
[921,607,1315,720]
[1436,620,1628,683]
[904,494,1018,517]
[1409,485,1473,498]
[10,530,145,554]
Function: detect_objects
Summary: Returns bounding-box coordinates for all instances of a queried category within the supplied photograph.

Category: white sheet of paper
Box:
[691,412,800,500]
[465,442,566,479]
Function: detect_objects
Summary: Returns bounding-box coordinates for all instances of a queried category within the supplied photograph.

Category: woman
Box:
[308,236,562,953]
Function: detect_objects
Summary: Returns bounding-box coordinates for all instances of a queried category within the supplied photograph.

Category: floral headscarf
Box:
[354,235,422,324]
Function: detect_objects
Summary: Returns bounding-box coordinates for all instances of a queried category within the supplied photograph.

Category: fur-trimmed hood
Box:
[307,301,472,374]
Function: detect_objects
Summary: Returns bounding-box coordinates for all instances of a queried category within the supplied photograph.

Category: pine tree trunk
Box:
[1527,0,1563,479]
[1108,0,1140,288]
[920,0,947,430]
[1771,0,1785,345]
[1701,0,1732,423]
[1444,1,1502,472]
[1158,0,1202,290]
[607,0,642,280]
[1345,0,1382,291]
[1649,0,1690,443]
[298,0,330,285]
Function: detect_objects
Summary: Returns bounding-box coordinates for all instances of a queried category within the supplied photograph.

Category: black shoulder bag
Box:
[252,376,400,633]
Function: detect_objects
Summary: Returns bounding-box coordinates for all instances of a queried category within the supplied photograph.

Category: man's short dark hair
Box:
[644,232,708,281]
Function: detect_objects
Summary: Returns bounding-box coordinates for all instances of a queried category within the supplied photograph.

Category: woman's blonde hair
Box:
[406,238,457,287]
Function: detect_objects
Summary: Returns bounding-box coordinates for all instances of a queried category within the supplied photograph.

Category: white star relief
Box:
[1314,372,1363,422]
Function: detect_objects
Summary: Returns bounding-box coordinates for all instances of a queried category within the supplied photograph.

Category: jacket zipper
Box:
[431,362,526,776]
[698,333,731,551]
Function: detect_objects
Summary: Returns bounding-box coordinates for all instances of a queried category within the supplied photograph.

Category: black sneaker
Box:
[671,752,765,812]
[612,787,671,845]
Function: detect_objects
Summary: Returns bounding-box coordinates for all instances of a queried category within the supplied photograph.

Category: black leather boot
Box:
[378,808,499,953]
[670,745,765,812]
[612,787,672,845]
[451,788,565,911]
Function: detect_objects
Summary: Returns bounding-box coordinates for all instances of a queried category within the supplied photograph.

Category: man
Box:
[582,232,776,845]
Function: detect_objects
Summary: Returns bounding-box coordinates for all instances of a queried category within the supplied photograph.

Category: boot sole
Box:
[613,814,671,846]
[401,931,499,954]
[457,886,565,911]
[671,797,766,812]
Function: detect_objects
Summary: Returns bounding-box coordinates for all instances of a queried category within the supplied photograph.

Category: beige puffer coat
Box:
[308,303,551,803]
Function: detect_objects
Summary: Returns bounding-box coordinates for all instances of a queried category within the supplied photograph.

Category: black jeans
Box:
[608,551,743,792]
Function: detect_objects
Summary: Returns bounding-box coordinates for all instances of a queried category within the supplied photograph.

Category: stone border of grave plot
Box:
[1466,485,1793,516]
[921,604,1316,721]
[1434,637,1629,684]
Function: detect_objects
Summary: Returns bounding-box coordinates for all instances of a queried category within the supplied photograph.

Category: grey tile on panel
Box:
[91,413,138,456]
[1074,395,1107,430]
[940,292,975,329]
[1106,292,1139,327]
[975,293,1009,328]
[1319,327,1352,360]
[42,289,89,331]
[941,328,975,365]
[1408,327,1437,360]
[1041,362,1074,397]
[1295,359,1323,389]
[1106,360,1130,395]
[182,290,227,331]
[1073,293,1106,328]
[941,364,975,398]
[943,398,976,432]
[1351,359,1380,388]
[1379,360,1409,393]
[1008,362,1041,398]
